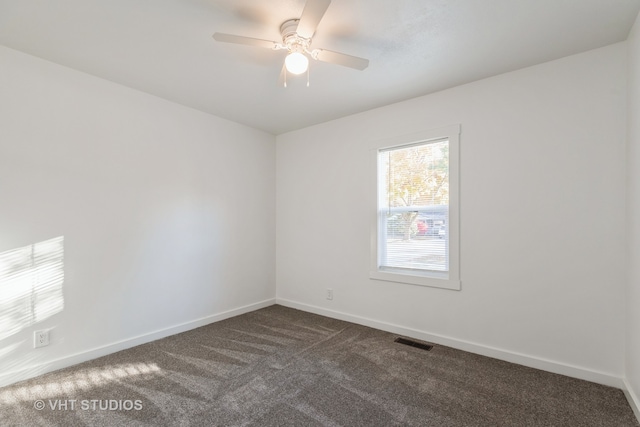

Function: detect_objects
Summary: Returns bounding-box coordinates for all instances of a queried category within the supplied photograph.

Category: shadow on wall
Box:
[0,236,65,380]
[0,236,65,341]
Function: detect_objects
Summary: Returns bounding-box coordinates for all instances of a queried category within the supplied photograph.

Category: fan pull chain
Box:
[307,67,310,87]
[284,69,287,88]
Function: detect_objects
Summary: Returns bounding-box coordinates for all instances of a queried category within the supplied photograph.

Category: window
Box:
[370,125,460,290]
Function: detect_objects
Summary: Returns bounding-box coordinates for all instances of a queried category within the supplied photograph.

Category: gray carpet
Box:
[0,305,638,426]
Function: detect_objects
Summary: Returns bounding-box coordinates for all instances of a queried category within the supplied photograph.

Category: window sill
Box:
[369,269,461,290]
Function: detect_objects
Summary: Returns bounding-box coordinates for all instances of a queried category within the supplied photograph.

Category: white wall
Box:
[626,11,640,418]
[276,43,628,386]
[0,45,276,386]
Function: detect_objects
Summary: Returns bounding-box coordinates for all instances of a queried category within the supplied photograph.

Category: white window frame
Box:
[370,124,460,290]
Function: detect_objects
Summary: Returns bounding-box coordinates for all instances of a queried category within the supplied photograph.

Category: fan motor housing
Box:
[280,19,311,52]
[280,19,300,39]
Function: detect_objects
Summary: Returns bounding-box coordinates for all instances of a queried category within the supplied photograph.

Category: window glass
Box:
[378,139,449,273]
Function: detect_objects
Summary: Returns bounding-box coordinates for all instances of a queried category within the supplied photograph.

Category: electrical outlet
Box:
[326,288,333,300]
[34,330,49,348]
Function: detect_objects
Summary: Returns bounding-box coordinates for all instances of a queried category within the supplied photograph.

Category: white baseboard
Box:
[0,298,276,388]
[276,298,625,389]
[623,378,640,423]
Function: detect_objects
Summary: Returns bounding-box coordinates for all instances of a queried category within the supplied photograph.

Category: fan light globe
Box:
[285,52,309,75]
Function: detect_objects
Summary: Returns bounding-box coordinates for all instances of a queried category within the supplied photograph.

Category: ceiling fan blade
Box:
[213,33,280,50]
[296,0,331,39]
[314,49,369,70]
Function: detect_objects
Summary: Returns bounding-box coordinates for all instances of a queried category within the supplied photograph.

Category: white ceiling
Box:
[0,0,639,135]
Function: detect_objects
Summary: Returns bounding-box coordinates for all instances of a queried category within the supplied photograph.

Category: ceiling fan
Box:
[212,0,369,86]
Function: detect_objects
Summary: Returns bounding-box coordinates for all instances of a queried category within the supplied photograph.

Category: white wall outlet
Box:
[34,330,49,348]
[326,288,333,300]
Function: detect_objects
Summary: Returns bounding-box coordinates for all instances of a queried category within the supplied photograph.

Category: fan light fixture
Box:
[285,51,309,74]
[212,0,370,87]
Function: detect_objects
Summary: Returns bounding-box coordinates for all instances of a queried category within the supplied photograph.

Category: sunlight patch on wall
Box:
[0,236,64,341]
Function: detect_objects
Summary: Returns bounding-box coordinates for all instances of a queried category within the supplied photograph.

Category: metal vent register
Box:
[394,337,434,351]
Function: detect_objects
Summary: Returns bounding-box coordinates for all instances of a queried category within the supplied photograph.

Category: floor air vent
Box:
[394,337,434,351]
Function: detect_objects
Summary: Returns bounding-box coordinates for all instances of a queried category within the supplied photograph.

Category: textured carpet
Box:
[0,305,638,426]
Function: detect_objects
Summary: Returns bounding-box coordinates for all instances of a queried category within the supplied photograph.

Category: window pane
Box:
[378,139,449,273]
